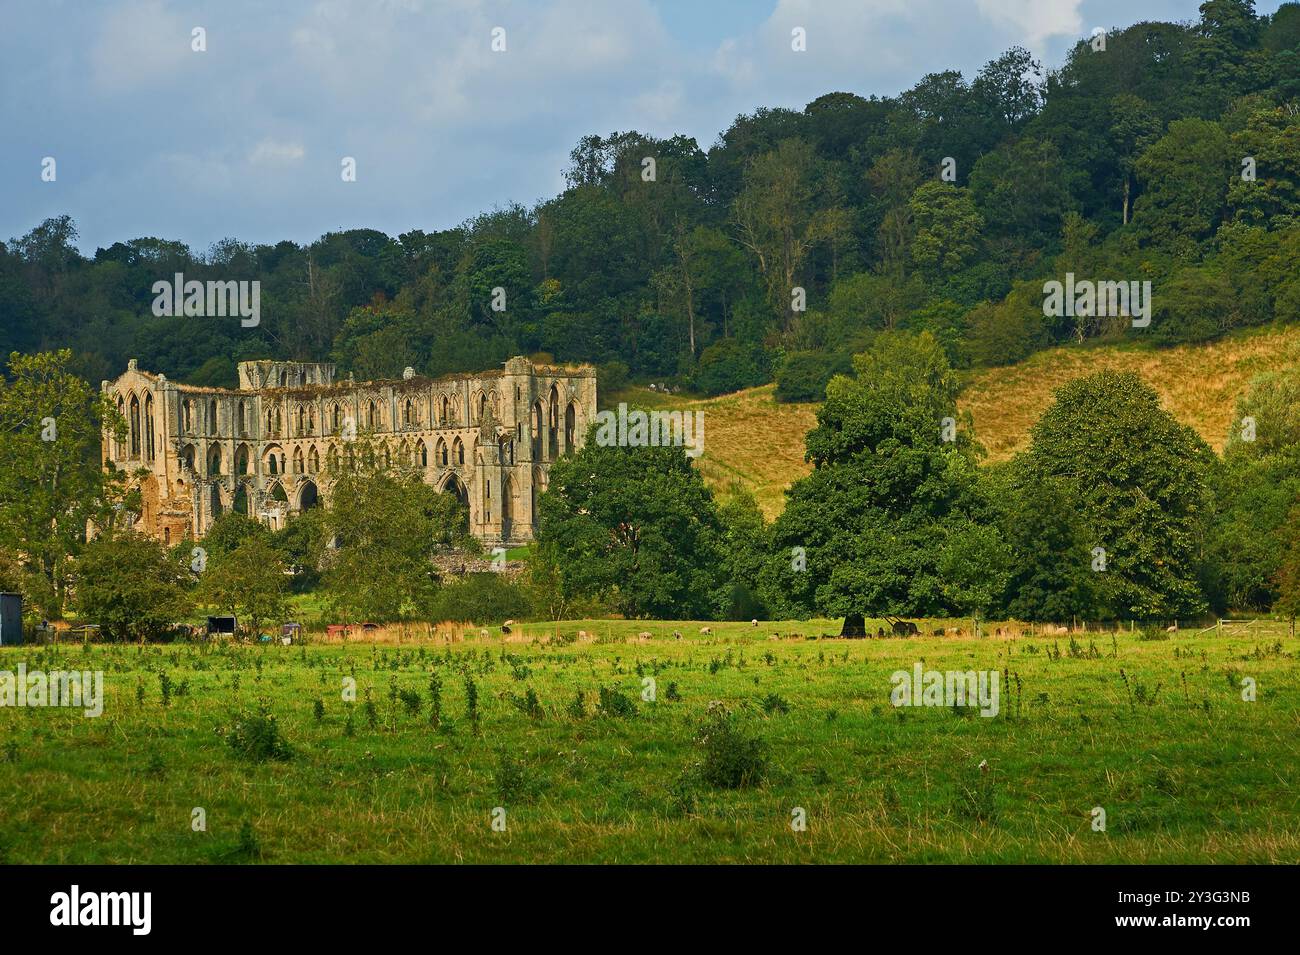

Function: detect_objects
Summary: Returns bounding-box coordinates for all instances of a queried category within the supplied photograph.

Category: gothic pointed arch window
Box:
[129,394,141,458]
[293,447,304,474]
[548,385,559,458]
[436,438,448,467]
[452,437,464,466]
[308,445,320,473]
[531,401,543,460]
[144,394,155,461]
[417,439,428,468]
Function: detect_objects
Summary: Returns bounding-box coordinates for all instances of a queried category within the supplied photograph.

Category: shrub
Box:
[73,531,191,642]
[597,686,636,718]
[398,688,423,716]
[693,339,768,397]
[494,753,540,804]
[222,705,293,762]
[597,360,630,395]
[426,573,534,624]
[693,702,767,789]
[774,350,849,403]
[565,690,587,719]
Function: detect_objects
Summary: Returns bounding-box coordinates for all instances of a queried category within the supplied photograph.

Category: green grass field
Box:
[2,619,1297,863]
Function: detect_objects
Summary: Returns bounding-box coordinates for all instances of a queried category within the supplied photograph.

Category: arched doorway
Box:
[442,473,468,508]
[299,479,319,510]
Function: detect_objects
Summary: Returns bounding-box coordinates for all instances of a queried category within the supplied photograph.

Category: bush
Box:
[494,753,540,803]
[221,705,293,762]
[774,350,850,403]
[597,360,630,395]
[426,572,534,623]
[597,686,637,719]
[693,703,767,789]
[693,339,768,397]
[73,531,191,642]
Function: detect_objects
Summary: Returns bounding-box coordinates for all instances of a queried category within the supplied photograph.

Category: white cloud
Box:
[248,140,307,167]
[976,0,1085,47]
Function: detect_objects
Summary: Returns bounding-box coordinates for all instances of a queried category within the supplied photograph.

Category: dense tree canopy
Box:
[2,3,1296,398]
[763,332,986,620]
[1020,372,1215,618]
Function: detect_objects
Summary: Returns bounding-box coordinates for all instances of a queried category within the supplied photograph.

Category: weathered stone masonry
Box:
[102,356,597,547]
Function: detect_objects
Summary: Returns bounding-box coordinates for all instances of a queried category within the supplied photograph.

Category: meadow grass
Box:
[1,618,1297,864]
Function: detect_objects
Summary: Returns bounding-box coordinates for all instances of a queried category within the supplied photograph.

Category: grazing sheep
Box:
[501,620,514,635]
[751,619,759,627]
[700,626,713,635]
[577,630,589,640]
[479,628,490,638]
[672,630,683,640]
[637,630,653,640]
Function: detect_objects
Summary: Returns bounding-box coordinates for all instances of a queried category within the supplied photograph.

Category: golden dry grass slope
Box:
[611,324,1300,520]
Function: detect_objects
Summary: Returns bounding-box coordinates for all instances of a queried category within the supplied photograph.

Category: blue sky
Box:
[1,0,1288,254]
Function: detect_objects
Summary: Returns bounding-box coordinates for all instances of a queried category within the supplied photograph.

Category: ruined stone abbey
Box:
[102,357,597,547]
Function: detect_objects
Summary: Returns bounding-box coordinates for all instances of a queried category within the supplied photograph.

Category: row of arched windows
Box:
[174,385,578,448]
[180,397,249,437]
[114,392,156,463]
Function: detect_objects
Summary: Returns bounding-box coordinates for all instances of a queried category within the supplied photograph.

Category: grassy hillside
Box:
[961,325,1300,463]
[614,325,1300,519]
[606,384,818,519]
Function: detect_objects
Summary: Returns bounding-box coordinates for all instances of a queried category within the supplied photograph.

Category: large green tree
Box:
[0,350,126,617]
[73,531,191,641]
[762,332,986,622]
[198,536,291,637]
[536,436,728,619]
[323,459,472,622]
[1021,372,1214,617]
